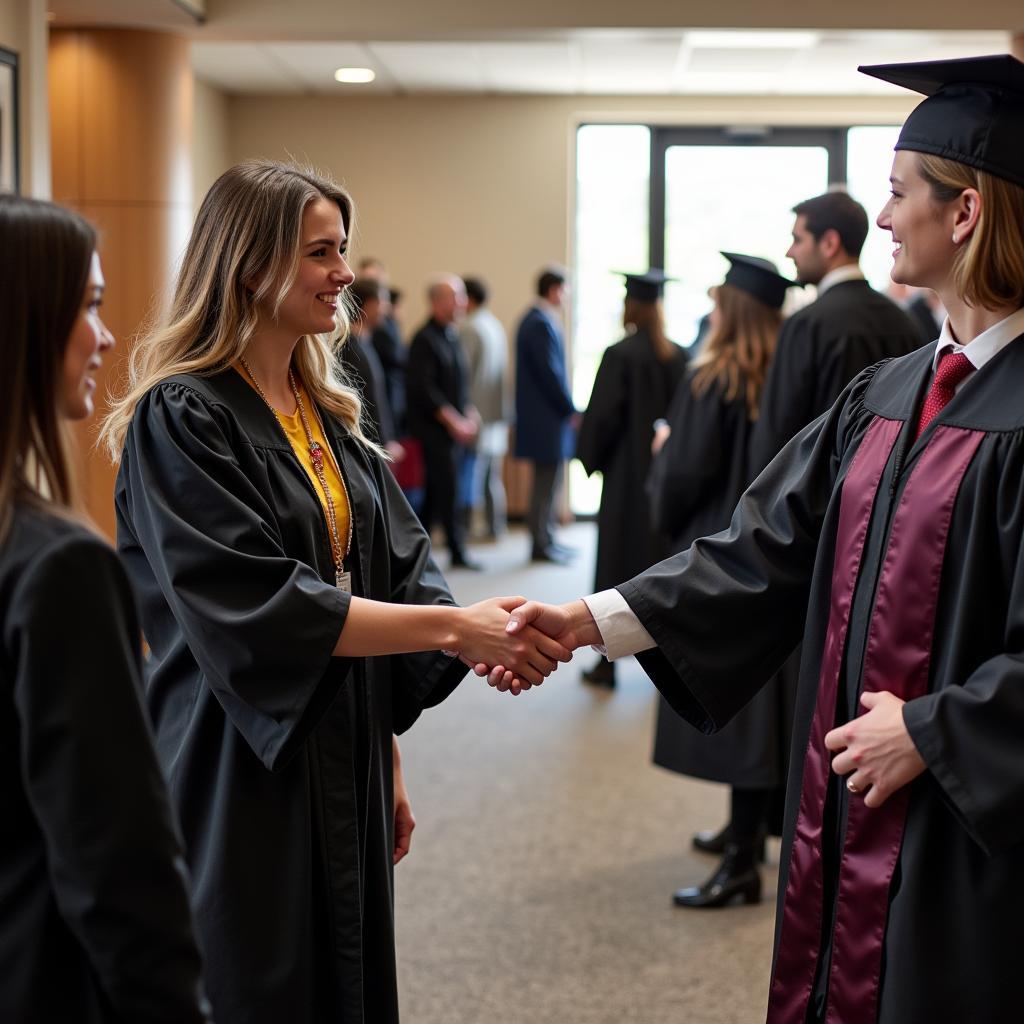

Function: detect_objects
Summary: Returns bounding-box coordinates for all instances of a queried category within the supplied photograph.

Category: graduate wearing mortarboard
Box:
[575,270,686,688]
[503,54,1024,1022]
[645,254,799,909]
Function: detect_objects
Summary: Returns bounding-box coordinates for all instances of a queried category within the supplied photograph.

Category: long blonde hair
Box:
[916,154,1024,312]
[101,160,378,461]
[690,283,782,419]
[624,297,676,362]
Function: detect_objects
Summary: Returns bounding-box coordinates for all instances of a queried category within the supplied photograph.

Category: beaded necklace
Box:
[240,356,353,591]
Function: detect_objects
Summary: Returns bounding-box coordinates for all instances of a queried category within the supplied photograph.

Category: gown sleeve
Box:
[8,534,210,1022]
[576,347,625,475]
[120,381,351,772]
[372,462,470,733]
[619,367,873,734]
[646,380,724,539]
[903,513,1024,855]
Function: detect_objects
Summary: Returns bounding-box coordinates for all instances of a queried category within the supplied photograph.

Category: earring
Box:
[952,233,959,244]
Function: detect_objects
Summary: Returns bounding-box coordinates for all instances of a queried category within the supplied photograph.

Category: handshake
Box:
[449,596,605,696]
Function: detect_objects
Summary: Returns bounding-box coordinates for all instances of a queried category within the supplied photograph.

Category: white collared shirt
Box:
[584,305,1024,661]
[931,306,1024,392]
[815,264,864,296]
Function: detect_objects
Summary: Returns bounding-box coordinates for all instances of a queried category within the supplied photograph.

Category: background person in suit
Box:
[750,190,923,473]
[407,274,481,569]
[515,266,579,564]
[459,275,510,540]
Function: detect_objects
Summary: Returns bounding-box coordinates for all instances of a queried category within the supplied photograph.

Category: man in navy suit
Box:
[514,267,579,563]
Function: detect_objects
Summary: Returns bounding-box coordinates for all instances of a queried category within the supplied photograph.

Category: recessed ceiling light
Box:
[686,30,819,50]
[334,67,376,84]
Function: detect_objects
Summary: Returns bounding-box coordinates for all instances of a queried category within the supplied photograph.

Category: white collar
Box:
[932,307,1024,372]
[815,264,864,296]
[536,297,563,322]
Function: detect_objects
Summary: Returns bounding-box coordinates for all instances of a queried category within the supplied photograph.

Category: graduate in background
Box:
[576,270,686,688]
[503,54,1024,1023]
[100,161,568,1024]
[0,195,209,1023]
[645,254,798,907]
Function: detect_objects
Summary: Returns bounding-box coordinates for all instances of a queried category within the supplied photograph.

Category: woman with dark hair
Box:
[645,253,797,908]
[101,160,567,1023]
[503,54,1024,1022]
[0,195,209,1022]
[576,271,686,688]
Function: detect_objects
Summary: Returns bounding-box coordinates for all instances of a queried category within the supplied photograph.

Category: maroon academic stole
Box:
[767,417,984,1024]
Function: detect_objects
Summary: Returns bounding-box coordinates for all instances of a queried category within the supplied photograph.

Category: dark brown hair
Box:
[0,195,96,540]
[792,191,869,259]
[623,297,676,362]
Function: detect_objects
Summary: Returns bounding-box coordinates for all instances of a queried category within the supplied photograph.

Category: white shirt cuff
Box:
[582,589,657,661]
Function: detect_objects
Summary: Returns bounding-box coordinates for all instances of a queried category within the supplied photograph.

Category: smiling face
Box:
[876,150,959,291]
[270,196,355,338]
[60,251,115,420]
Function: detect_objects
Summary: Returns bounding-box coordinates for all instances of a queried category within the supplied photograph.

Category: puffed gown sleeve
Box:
[372,460,470,733]
[619,369,874,733]
[8,534,210,1022]
[120,381,351,772]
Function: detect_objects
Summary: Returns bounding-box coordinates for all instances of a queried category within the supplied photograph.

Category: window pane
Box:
[571,124,650,515]
[846,126,903,293]
[664,145,830,348]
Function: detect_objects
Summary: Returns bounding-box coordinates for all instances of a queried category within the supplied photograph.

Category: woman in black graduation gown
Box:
[645,253,797,908]
[100,162,566,1024]
[575,271,686,688]
[501,55,1024,1023]
[0,196,209,1022]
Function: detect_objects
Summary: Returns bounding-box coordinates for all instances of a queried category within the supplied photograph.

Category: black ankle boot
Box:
[692,824,767,862]
[672,843,761,909]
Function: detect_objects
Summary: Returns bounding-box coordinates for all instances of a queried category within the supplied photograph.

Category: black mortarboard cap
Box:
[616,269,675,303]
[858,54,1024,188]
[720,252,798,309]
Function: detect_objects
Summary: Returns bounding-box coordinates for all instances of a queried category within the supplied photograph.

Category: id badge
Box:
[336,570,352,593]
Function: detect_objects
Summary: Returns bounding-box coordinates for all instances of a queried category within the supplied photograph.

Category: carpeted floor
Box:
[395,522,777,1024]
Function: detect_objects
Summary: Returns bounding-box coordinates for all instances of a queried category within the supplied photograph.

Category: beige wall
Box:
[192,75,231,210]
[0,0,50,196]
[227,91,915,336]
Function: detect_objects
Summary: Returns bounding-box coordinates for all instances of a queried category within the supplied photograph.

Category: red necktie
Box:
[914,350,974,441]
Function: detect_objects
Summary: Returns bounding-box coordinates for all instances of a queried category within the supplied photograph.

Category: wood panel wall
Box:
[49,28,192,538]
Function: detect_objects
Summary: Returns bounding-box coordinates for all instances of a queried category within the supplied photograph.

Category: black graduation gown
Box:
[114,370,467,1024]
[576,328,686,592]
[646,373,795,787]
[0,506,208,1023]
[619,337,1024,1023]
[750,279,922,474]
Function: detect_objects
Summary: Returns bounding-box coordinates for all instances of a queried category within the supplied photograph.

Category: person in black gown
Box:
[645,253,798,907]
[500,54,1024,1023]
[100,161,568,1024]
[0,195,210,1022]
[576,270,686,688]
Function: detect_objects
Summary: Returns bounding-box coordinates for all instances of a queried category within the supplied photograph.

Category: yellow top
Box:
[274,388,352,566]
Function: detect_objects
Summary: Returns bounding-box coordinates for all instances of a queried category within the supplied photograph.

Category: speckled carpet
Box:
[395,523,776,1024]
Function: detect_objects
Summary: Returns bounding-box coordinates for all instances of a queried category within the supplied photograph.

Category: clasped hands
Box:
[451,598,601,695]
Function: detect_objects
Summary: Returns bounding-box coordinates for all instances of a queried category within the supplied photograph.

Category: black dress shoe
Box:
[581,659,616,689]
[450,553,484,571]
[530,546,572,565]
[673,846,761,909]
[692,825,767,862]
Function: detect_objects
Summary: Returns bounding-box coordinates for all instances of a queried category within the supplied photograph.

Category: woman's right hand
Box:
[453,597,572,688]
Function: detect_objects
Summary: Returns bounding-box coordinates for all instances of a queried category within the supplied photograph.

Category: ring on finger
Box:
[846,777,861,794]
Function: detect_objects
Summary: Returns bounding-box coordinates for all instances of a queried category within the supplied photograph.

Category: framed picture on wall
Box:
[0,47,19,194]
